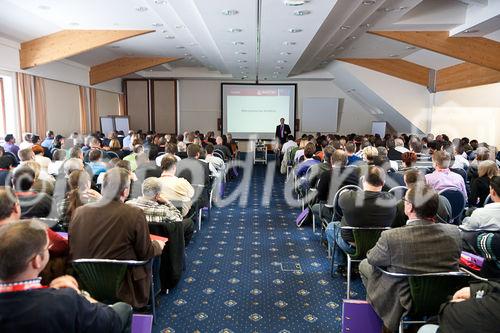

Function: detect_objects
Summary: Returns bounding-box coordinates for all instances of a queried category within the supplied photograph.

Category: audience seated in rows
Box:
[360,185,462,332]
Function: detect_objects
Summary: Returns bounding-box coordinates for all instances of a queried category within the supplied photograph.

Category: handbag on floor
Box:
[342,299,383,333]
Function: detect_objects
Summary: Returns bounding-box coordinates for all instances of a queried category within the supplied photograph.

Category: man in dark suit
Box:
[275,118,291,145]
[360,184,462,332]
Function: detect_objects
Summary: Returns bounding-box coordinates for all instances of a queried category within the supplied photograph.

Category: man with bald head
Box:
[214,136,232,161]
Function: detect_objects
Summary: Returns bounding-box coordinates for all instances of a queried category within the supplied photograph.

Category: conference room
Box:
[0,0,499,332]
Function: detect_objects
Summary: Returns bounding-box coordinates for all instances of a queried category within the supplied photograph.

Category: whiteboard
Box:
[100,117,114,134]
[301,98,339,133]
[371,121,387,136]
[115,117,130,133]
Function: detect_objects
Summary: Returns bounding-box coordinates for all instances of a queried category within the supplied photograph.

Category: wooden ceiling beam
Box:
[436,62,500,92]
[20,29,154,69]
[89,57,177,85]
[369,31,500,72]
[337,58,431,86]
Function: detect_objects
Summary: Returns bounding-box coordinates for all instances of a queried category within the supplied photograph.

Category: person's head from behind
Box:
[376,147,388,158]
[141,177,163,201]
[345,142,356,155]
[68,169,91,192]
[490,176,500,203]
[404,184,439,220]
[88,149,102,163]
[115,160,131,173]
[52,149,66,162]
[12,166,35,192]
[69,146,83,160]
[23,133,32,142]
[478,160,498,179]
[475,147,490,161]
[31,145,44,156]
[101,168,131,202]
[0,220,49,282]
[205,143,214,155]
[187,143,201,159]
[394,138,404,147]
[331,149,347,168]
[160,154,177,173]
[90,138,101,149]
[109,139,121,151]
[303,142,316,159]
[0,187,21,224]
[166,143,178,155]
[323,145,335,164]
[18,148,34,162]
[363,165,385,191]
[23,161,41,181]
[404,169,424,187]
[401,151,417,168]
[177,142,187,153]
[4,134,15,144]
[63,158,84,177]
[432,150,451,169]
[362,146,378,163]
[0,155,15,172]
[287,135,294,142]
[31,135,40,145]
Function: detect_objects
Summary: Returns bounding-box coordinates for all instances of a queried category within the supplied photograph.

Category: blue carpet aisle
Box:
[154,162,365,333]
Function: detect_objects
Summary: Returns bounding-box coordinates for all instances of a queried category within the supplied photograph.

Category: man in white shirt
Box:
[394,138,409,154]
[461,176,500,231]
[19,133,33,150]
[452,145,470,170]
[158,154,194,217]
[281,135,297,155]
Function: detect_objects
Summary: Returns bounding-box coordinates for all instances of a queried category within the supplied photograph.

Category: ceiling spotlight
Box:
[201,55,206,58]
[38,5,51,10]
[294,10,311,16]
[154,0,168,4]
[378,7,395,12]
[336,46,345,50]
[273,71,280,74]
[175,45,185,49]
[277,60,287,64]
[222,9,239,15]
[320,61,329,65]
[405,46,416,50]
[280,52,292,55]
[362,0,376,5]
[288,28,303,33]
[164,35,175,39]
[282,41,296,46]
[272,75,278,79]
[241,71,249,74]
[232,41,245,45]
[184,53,191,56]
[111,45,120,49]
[275,66,284,69]
[464,29,480,33]
[389,54,399,57]
[237,59,247,63]
[350,36,357,39]
[284,0,305,6]
[360,23,371,28]
[340,25,351,30]
[228,28,243,33]
[235,51,247,55]
[239,66,248,69]
[152,23,164,27]
[69,22,79,26]
[242,75,248,79]
[175,25,184,29]
[135,6,148,12]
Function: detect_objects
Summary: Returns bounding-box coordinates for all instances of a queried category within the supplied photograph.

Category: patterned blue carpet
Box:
[154,159,365,333]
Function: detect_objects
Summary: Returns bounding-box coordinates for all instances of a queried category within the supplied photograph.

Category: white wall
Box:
[431,82,500,146]
[178,79,375,136]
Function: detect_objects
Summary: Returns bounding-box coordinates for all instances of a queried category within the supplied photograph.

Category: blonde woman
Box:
[469,160,499,207]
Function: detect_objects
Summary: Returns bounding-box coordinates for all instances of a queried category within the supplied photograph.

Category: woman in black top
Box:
[469,160,498,207]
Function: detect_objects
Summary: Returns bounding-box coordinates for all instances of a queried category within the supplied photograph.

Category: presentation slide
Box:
[222,84,296,140]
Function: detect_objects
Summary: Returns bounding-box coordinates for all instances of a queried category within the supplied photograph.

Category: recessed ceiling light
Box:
[228,28,243,33]
[154,0,168,4]
[232,41,245,45]
[340,25,351,30]
[288,28,303,33]
[175,25,184,29]
[237,59,247,63]
[222,9,239,15]
[360,23,371,28]
[184,53,191,56]
[235,51,247,55]
[164,35,175,39]
[329,54,336,58]
[282,41,296,46]
[275,66,284,69]
[136,6,148,12]
[201,55,206,58]
[389,54,399,57]
[175,45,185,49]
[241,71,249,74]
[336,46,345,50]
[272,75,278,79]
[464,29,480,33]
[152,23,164,27]
[111,45,120,49]
[280,52,292,56]
[239,66,248,69]
[378,7,394,12]
[284,0,305,6]
[320,60,329,65]
[38,5,51,10]
[294,10,311,16]
[69,22,79,26]
[350,36,357,39]
[273,71,280,74]
[405,46,416,50]
[242,75,248,79]
[277,60,287,64]
[362,0,376,5]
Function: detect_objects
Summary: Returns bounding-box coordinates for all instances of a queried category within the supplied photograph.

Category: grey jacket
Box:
[360,220,462,332]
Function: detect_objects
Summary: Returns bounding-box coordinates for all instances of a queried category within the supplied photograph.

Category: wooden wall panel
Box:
[125,80,149,132]
[153,80,176,134]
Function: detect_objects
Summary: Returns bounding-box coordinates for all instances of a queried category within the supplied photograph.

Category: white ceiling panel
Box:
[403,49,463,70]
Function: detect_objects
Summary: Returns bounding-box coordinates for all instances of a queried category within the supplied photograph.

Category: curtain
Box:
[118,93,126,116]
[89,87,98,132]
[0,79,6,135]
[33,77,47,136]
[16,72,33,135]
[78,86,89,134]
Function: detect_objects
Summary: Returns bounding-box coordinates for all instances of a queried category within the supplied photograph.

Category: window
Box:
[0,73,17,139]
